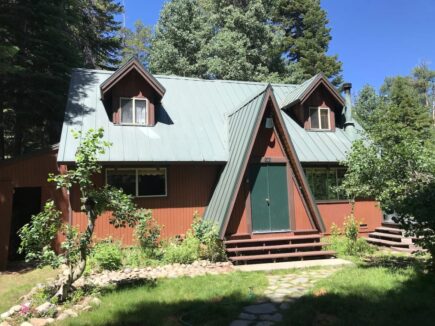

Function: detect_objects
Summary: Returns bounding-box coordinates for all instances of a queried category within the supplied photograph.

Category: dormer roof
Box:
[100,57,166,99]
[280,73,345,109]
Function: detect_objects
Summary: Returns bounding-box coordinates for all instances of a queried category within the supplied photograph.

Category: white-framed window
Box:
[309,107,330,130]
[120,97,148,125]
[106,168,167,197]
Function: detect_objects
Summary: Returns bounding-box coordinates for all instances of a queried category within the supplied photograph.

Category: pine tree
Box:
[69,0,123,69]
[271,0,342,85]
[353,85,379,129]
[149,0,211,77]
[411,62,435,123]
[120,20,152,66]
[0,0,124,158]
[198,0,282,81]
[150,0,342,84]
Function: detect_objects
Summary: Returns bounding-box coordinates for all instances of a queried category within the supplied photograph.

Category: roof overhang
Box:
[283,73,345,109]
[100,57,166,99]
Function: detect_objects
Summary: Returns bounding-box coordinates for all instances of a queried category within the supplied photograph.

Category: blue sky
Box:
[122,0,435,95]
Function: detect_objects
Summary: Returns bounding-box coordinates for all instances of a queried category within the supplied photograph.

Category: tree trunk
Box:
[54,203,96,302]
[0,99,4,160]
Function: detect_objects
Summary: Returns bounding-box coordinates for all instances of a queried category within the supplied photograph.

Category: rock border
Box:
[0,260,233,326]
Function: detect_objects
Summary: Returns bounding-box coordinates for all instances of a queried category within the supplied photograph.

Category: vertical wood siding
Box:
[70,164,221,244]
[318,200,383,234]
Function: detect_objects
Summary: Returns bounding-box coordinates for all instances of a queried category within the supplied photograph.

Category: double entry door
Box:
[249,163,290,232]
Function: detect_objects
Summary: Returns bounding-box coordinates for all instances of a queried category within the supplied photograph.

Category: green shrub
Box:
[163,235,201,264]
[122,247,161,267]
[89,239,123,271]
[191,213,227,262]
[133,210,162,257]
[326,218,375,257]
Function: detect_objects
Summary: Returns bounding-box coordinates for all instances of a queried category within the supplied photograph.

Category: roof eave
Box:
[100,57,166,99]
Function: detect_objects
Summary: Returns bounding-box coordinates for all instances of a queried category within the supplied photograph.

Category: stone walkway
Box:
[230,268,338,326]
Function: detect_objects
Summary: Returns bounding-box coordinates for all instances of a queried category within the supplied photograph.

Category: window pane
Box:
[310,108,319,129]
[305,168,342,200]
[121,99,133,124]
[320,109,330,129]
[312,170,328,200]
[138,168,166,196]
[135,99,147,124]
[107,170,136,196]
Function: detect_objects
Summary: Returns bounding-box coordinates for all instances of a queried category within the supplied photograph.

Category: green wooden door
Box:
[249,164,290,232]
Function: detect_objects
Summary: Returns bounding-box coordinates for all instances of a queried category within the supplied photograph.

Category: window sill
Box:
[135,194,167,199]
[306,129,333,132]
[114,123,151,127]
[315,199,350,204]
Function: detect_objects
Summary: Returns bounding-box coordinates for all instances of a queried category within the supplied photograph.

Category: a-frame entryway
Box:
[204,85,334,264]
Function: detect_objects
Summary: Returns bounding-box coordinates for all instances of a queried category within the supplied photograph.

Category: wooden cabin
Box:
[0,58,383,268]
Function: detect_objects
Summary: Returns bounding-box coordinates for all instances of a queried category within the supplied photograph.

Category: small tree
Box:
[341,76,435,268]
[19,128,147,301]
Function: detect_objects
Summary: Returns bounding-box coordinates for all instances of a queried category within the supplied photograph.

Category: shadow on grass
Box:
[67,290,256,326]
[278,257,435,326]
[360,254,430,271]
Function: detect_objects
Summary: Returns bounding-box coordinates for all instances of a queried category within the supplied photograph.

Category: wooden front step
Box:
[226,242,327,253]
[224,233,334,264]
[229,250,335,262]
[365,237,410,247]
[224,234,321,246]
[375,226,403,235]
[369,232,403,241]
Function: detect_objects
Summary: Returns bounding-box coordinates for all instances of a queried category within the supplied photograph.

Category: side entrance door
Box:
[249,163,290,232]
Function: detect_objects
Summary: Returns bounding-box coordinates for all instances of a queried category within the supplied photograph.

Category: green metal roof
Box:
[58,69,358,164]
[203,88,268,235]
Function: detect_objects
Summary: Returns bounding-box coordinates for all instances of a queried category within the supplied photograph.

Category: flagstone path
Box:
[229,268,339,326]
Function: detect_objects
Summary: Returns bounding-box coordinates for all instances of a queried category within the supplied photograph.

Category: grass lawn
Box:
[278,255,435,326]
[59,272,268,326]
[0,266,59,312]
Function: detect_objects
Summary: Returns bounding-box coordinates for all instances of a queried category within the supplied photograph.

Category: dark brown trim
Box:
[100,57,166,98]
[245,176,253,234]
[219,88,271,238]
[300,75,345,107]
[285,165,295,230]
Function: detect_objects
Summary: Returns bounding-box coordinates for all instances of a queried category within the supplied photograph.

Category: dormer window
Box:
[120,98,148,125]
[309,107,330,130]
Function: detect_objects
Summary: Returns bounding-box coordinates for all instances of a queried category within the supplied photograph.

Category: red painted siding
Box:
[292,181,315,230]
[318,200,382,234]
[69,164,221,244]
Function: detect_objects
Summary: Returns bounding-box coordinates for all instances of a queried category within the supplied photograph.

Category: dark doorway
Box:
[8,187,41,261]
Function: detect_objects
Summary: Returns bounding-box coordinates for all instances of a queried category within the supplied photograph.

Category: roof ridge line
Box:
[227,85,269,118]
